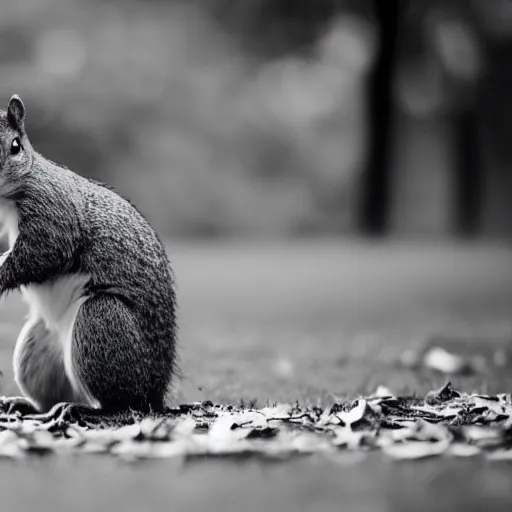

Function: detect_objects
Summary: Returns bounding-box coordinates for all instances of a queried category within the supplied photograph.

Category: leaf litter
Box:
[1,382,512,462]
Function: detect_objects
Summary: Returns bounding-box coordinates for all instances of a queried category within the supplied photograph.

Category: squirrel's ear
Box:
[7,95,26,131]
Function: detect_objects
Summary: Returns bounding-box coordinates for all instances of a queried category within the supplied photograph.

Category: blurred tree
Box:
[360,0,405,234]
[369,0,486,236]
[393,0,512,237]
[474,0,512,235]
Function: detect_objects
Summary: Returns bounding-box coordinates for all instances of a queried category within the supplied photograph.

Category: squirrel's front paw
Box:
[0,396,39,415]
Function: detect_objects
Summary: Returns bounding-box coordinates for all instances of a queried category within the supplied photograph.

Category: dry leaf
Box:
[447,444,481,457]
[486,449,512,461]
[423,347,472,375]
[383,440,450,460]
[336,399,367,427]
[371,386,395,398]
[172,417,197,437]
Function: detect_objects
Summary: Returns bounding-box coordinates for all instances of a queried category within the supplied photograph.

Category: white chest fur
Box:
[21,274,94,406]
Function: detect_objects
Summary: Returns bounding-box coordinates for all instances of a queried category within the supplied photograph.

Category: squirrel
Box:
[0,95,178,414]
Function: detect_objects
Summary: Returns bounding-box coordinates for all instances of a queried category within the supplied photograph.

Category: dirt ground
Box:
[1,239,512,511]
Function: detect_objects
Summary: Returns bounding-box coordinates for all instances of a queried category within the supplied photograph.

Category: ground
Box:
[0,239,512,511]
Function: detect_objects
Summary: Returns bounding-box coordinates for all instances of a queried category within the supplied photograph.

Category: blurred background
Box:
[2,0,512,238]
[1,0,512,403]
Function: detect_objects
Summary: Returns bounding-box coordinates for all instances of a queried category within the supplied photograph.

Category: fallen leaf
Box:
[336,399,367,427]
[332,427,371,449]
[425,381,461,405]
[423,347,473,375]
[447,444,481,457]
[486,449,512,461]
[463,426,503,447]
[172,417,197,437]
[371,386,395,398]
[383,440,450,459]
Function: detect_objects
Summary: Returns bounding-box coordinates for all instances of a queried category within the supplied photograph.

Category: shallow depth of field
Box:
[1,1,512,511]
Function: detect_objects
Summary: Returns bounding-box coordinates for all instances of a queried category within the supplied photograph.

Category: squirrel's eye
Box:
[10,137,21,155]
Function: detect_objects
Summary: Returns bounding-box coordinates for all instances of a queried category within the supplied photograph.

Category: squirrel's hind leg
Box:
[71,295,169,412]
[13,316,75,412]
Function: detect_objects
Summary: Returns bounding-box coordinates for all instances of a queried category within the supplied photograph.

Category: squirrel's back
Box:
[18,152,176,313]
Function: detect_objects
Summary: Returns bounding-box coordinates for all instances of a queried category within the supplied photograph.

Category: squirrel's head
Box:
[0,95,34,190]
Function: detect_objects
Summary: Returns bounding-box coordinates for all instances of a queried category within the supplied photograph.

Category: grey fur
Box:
[0,96,178,412]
